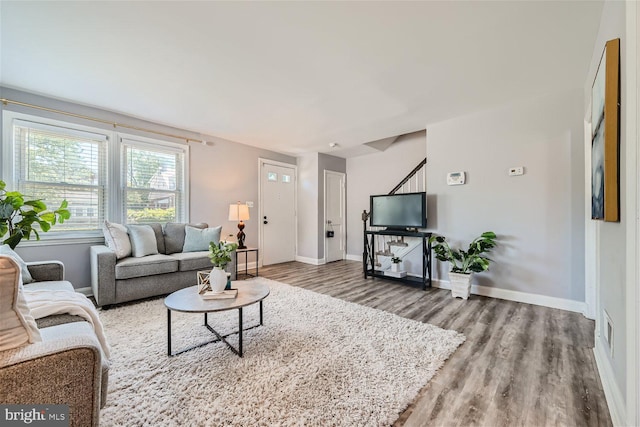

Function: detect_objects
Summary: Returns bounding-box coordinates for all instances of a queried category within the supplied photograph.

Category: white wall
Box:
[583,1,636,425]
[296,152,319,260]
[345,131,426,257]
[0,87,295,289]
[426,89,585,303]
[296,152,346,262]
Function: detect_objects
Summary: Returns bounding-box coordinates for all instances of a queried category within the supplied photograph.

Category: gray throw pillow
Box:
[163,222,208,254]
[0,244,34,284]
[127,225,159,257]
[183,225,222,252]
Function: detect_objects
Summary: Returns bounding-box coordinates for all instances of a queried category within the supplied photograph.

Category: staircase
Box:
[365,158,427,271]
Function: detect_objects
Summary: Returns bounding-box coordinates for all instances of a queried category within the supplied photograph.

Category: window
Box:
[2,112,190,242]
[122,137,187,224]
[11,119,108,233]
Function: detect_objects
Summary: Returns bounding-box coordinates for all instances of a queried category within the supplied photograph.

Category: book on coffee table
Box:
[201,288,238,300]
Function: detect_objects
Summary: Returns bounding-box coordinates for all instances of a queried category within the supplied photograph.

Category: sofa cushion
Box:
[163,222,208,255]
[170,251,213,272]
[183,225,222,252]
[102,221,132,259]
[148,223,166,254]
[0,256,41,351]
[0,245,34,284]
[127,225,159,258]
[115,254,178,280]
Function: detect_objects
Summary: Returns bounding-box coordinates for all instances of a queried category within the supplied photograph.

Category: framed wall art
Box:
[591,38,620,222]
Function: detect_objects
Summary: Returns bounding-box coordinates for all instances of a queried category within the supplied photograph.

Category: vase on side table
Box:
[448,272,472,300]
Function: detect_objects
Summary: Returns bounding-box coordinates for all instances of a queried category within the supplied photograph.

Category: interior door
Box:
[260,161,296,265]
[325,170,345,263]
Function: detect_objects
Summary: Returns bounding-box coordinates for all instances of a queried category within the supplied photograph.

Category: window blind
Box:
[121,139,186,224]
[12,120,108,232]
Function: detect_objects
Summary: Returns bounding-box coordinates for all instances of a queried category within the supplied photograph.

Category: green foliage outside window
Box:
[127,208,176,224]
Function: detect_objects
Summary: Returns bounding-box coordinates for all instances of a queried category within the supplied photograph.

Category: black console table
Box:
[363,229,432,290]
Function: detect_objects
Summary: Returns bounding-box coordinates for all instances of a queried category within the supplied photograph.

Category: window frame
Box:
[1,111,190,245]
[119,133,189,225]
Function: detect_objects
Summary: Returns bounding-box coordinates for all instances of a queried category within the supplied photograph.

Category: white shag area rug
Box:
[99,278,465,426]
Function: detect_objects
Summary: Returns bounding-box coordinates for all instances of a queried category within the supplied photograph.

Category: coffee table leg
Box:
[260,300,264,326]
[238,307,243,357]
[204,312,208,327]
[167,309,172,356]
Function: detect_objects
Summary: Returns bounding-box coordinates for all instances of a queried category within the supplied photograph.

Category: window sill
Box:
[16,234,105,247]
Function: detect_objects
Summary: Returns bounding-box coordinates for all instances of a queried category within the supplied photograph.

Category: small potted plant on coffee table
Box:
[208,241,239,293]
[429,231,497,300]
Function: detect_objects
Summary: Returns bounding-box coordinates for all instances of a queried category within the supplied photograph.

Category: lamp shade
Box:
[228,204,250,221]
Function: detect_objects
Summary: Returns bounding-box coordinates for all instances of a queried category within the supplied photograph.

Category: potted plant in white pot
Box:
[208,241,239,293]
[390,256,402,272]
[429,231,497,300]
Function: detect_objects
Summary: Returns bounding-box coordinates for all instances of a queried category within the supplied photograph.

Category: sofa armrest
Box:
[0,329,102,427]
[26,260,65,282]
[90,246,117,307]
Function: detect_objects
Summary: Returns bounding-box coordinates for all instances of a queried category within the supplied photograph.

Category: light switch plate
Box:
[508,167,524,176]
[246,201,254,208]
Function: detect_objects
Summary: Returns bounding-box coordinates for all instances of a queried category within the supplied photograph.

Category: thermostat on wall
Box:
[447,171,466,186]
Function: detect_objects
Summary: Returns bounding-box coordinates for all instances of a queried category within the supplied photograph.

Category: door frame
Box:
[324,170,346,263]
[258,158,298,267]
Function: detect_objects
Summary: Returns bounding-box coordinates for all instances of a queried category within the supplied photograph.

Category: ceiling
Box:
[0,1,603,158]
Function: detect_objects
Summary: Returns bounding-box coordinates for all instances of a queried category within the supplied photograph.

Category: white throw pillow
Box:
[127,225,159,257]
[183,225,222,252]
[0,256,41,351]
[0,244,34,284]
[103,220,132,259]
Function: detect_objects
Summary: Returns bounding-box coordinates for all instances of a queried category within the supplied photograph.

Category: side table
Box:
[236,247,259,279]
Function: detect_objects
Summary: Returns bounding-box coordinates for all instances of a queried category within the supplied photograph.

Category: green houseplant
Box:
[429,231,497,299]
[208,241,239,293]
[0,180,71,249]
[208,241,239,269]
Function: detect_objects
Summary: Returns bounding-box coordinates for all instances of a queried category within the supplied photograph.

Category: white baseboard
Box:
[431,279,587,314]
[593,339,626,426]
[346,254,361,262]
[295,255,326,265]
[75,286,92,297]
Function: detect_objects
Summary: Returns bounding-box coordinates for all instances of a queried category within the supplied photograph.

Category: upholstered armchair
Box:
[0,256,105,427]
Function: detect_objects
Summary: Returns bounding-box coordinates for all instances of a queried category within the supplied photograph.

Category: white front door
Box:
[260,160,296,265]
[324,170,345,263]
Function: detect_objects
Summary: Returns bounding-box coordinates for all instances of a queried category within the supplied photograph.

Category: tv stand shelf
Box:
[363,229,432,290]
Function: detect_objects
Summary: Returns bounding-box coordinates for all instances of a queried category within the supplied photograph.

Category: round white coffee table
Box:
[164,281,270,357]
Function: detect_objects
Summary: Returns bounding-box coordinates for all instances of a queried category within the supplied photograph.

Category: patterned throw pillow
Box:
[103,220,132,259]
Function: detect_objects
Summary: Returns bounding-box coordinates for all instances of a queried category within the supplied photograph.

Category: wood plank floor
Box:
[259,260,612,427]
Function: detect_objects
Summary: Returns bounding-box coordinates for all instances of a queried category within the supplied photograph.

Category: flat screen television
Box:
[369,192,427,229]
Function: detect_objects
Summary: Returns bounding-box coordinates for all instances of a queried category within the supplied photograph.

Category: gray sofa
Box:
[90,222,235,307]
[0,258,108,427]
